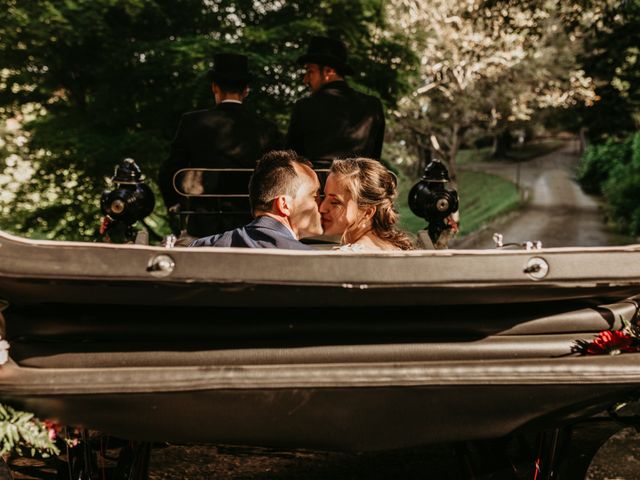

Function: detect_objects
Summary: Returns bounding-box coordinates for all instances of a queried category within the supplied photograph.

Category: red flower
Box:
[585,330,639,355]
[99,216,111,235]
[445,215,459,234]
[43,419,61,441]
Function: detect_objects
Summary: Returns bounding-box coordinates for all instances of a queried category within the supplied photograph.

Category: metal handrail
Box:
[172,167,330,198]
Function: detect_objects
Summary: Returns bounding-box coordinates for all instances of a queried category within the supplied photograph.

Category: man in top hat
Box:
[159,53,283,239]
[286,36,385,167]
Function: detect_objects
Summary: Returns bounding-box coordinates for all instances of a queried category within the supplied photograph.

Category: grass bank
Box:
[396,139,563,237]
[397,170,520,236]
[456,138,565,166]
[455,170,520,235]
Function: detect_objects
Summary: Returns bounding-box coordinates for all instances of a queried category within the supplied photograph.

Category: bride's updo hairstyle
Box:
[330,158,413,250]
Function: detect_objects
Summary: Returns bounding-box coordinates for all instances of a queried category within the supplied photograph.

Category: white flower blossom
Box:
[0,338,9,365]
[387,0,598,172]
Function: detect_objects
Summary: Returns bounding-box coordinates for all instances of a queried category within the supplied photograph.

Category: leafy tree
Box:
[569,0,640,142]
[0,0,413,240]
[602,132,640,235]
[0,0,229,239]
[577,131,640,236]
[386,0,597,180]
[578,135,633,194]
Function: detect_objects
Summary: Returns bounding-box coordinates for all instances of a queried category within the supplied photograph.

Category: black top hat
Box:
[297,36,353,75]
[209,53,253,84]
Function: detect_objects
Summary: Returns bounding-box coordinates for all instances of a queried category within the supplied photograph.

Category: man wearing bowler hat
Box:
[159,53,282,239]
[286,36,385,167]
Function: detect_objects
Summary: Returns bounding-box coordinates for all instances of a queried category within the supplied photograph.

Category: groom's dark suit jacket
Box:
[189,216,312,250]
[159,102,282,237]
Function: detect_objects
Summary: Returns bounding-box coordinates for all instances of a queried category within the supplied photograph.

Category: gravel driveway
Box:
[452,139,635,249]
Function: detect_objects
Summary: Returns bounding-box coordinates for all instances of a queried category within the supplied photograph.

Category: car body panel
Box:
[1,229,640,450]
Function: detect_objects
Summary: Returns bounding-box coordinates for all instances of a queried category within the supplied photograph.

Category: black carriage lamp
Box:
[99,158,156,243]
[408,159,459,247]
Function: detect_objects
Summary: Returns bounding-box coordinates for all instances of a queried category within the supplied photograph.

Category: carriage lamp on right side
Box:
[408,160,459,248]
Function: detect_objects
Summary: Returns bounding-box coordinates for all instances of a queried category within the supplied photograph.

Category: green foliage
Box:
[0,0,414,240]
[0,403,59,458]
[455,139,565,167]
[578,136,632,195]
[503,139,565,162]
[567,1,640,141]
[456,170,520,236]
[396,172,425,236]
[455,147,494,166]
[579,131,640,236]
[396,166,520,237]
[389,0,596,179]
[602,132,640,236]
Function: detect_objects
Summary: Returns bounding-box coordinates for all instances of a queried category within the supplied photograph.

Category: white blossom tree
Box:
[386,0,599,180]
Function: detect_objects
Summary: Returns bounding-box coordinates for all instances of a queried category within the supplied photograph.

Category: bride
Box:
[319,158,413,251]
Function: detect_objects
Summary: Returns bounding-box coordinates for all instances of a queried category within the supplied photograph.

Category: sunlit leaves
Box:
[388,0,599,176]
[0,0,412,240]
[0,403,59,458]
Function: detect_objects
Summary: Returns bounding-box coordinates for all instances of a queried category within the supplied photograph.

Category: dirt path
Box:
[452,139,634,249]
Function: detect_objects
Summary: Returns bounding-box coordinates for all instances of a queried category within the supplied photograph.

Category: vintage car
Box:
[1,163,640,479]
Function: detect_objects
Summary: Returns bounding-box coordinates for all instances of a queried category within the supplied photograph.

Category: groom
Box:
[189,150,323,249]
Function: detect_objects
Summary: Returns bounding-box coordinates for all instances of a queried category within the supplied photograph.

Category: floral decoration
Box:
[0,336,9,365]
[0,404,60,457]
[573,329,640,356]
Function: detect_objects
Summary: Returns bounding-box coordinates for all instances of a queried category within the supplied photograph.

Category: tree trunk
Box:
[579,127,589,154]
[412,132,432,177]
[418,146,432,176]
[492,130,512,159]
[447,125,461,184]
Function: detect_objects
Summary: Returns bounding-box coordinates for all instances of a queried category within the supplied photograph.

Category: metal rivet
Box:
[110,199,126,214]
[147,254,175,277]
[524,257,549,280]
[436,198,450,212]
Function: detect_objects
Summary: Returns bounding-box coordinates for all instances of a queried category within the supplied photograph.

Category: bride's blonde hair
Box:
[330,158,413,250]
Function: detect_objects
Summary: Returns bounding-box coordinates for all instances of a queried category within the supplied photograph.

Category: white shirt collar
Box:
[220,99,243,104]
[282,222,298,240]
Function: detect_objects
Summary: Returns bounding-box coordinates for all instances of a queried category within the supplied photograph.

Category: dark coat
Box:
[286,81,385,166]
[189,215,312,250]
[159,102,282,237]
